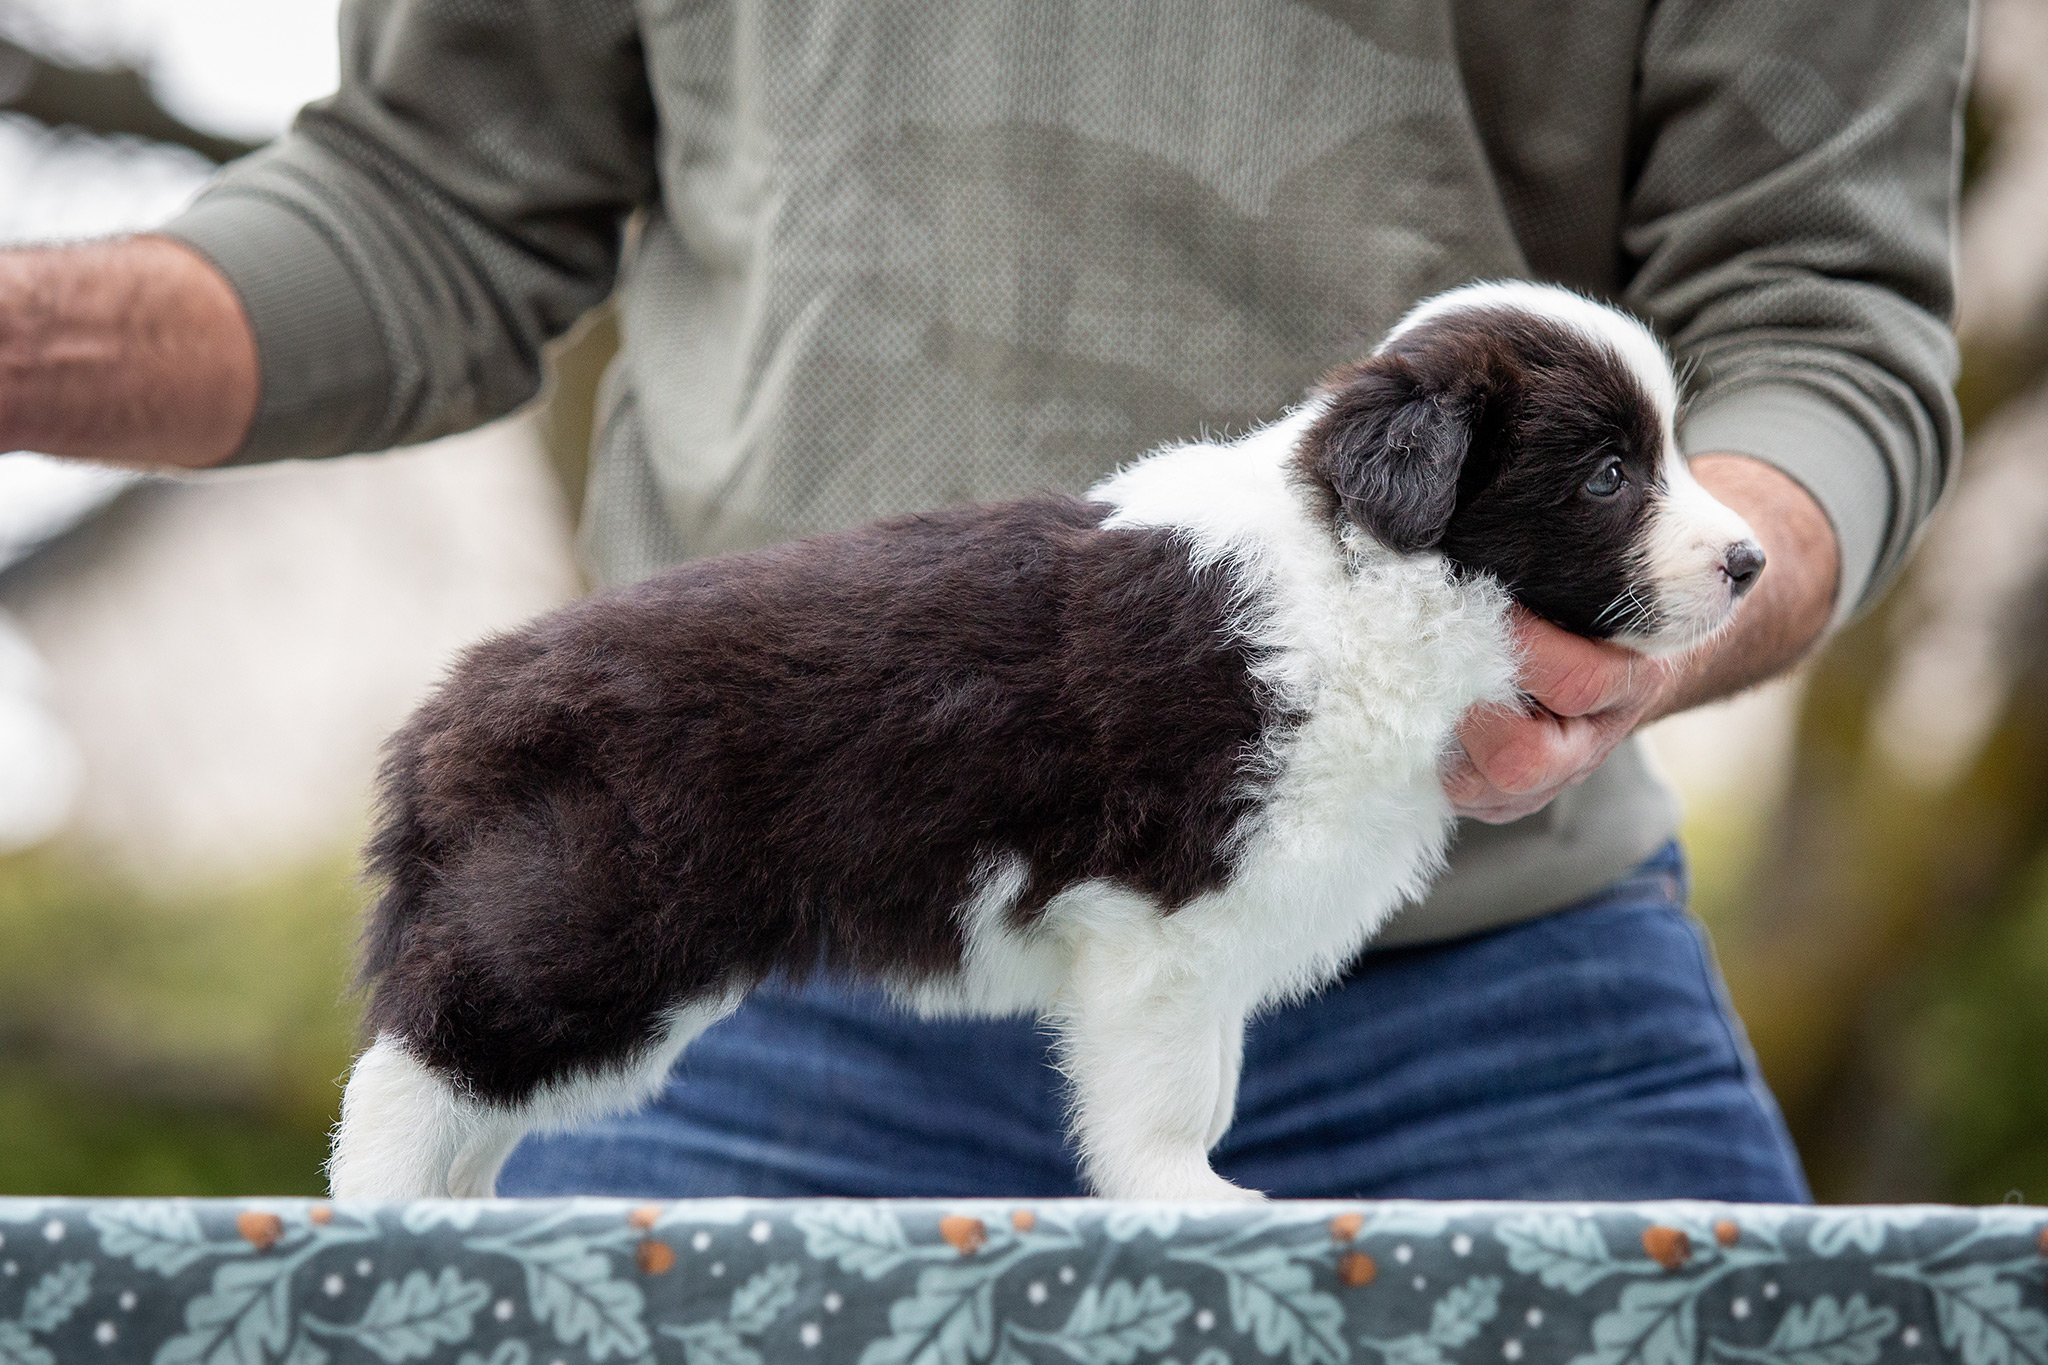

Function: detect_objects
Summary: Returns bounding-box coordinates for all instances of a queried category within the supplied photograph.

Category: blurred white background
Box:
[0,0,338,140]
[0,0,582,873]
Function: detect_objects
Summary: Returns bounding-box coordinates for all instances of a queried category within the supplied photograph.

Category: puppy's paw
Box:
[1094,1157,1266,1203]
[1191,1177,1267,1204]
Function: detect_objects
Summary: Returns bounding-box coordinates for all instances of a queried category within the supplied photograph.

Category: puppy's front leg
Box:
[1054,937,1259,1201]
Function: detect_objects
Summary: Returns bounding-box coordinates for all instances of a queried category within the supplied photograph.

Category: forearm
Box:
[1650,453,1841,719]
[0,236,256,469]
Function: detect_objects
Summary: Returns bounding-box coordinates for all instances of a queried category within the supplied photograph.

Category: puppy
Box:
[328,282,1762,1202]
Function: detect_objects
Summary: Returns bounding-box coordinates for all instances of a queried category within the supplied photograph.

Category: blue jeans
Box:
[498,842,1809,1201]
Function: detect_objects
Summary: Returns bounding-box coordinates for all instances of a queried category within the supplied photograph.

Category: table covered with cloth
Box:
[0,1198,2042,1365]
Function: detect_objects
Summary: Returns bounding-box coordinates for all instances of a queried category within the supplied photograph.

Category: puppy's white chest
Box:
[1183,688,1484,1009]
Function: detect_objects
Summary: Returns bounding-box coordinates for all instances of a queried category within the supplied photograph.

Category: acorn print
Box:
[1642,1225,1692,1270]
[939,1216,987,1255]
[236,1211,283,1252]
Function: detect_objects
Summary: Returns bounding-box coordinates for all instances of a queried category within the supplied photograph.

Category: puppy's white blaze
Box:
[1382,280,1682,432]
[1619,441,1761,657]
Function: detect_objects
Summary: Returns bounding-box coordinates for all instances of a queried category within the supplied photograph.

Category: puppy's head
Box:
[1297,282,1764,656]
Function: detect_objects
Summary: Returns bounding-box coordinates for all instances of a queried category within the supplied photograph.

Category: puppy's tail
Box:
[329,1033,522,1199]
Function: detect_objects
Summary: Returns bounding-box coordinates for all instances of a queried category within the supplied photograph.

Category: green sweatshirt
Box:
[164,0,1967,945]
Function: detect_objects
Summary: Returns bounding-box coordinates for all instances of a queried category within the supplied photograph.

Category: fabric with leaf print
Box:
[0,1199,2038,1365]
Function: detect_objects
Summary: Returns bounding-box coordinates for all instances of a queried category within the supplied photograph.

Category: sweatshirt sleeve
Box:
[1619,0,1969,624]
[159,0,657,464]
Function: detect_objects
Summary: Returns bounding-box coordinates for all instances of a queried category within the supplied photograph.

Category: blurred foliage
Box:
[0,849,361,1195]
[1904,847,2048,1201]
[1695,79,2048,1204]
[1714,609,2048,1203]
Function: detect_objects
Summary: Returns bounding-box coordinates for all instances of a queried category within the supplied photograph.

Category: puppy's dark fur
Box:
[362,499,1287,1102]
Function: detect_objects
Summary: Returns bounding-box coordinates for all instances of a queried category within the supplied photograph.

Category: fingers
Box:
[1444,611,1673,821]
[1455,789,1557,825]
[1458,701,1619,796]
[1441,754,1490,808]
[1509,610,1647,718]
[1442,749,1562,823]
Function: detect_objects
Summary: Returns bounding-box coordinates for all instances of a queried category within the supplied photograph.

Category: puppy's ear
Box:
[1299,357,1473,554]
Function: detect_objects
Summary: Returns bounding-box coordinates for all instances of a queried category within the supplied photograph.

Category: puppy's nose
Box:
[1722,540,1765,597]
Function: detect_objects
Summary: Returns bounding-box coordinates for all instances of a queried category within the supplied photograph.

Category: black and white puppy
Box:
[329,282,1763,1202]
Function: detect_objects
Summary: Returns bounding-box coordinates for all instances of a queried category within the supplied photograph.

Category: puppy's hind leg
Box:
[329,997,740,1200]
[328,1034,497,1201]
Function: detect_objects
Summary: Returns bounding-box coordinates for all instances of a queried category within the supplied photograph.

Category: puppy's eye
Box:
[1584,459,1625,498]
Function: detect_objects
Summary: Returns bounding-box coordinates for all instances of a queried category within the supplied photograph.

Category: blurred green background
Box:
[1,1,2045,1202]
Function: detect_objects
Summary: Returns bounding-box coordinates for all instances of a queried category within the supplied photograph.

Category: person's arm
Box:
[3,0,656,472]
[1446,0,1967,821]
[0,237,257,468]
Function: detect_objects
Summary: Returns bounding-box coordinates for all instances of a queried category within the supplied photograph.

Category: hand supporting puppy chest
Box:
[329,283,1764,1201]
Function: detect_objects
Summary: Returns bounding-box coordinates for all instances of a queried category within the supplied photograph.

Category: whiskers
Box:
[1591,583,1657,635]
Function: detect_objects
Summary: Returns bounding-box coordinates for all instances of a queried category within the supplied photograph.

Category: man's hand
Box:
[1445,613,1681,823]
[1444,453,1840,823]
[0,236,257,468]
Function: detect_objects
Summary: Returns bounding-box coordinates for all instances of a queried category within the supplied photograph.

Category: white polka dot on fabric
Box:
[1526,1308,1543,1328]
[119,1291,137,1312]
[1451,1234,1473,1256]
[800,1323,822,1348]
[823,1292,843,1313]
[1502,1338,1522,1360]
[750,1221,772,1243]
[494,1299,515,1322]
[323,1275,345,1298]
[1732,1299,1751,1320]
[94,1322,116,1346]
[692,1231,712,1252]
[1027,1283,1047,1305]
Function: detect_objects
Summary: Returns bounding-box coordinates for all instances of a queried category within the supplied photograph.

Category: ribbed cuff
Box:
[158,193,390,465]
[1680,381,1893,629]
